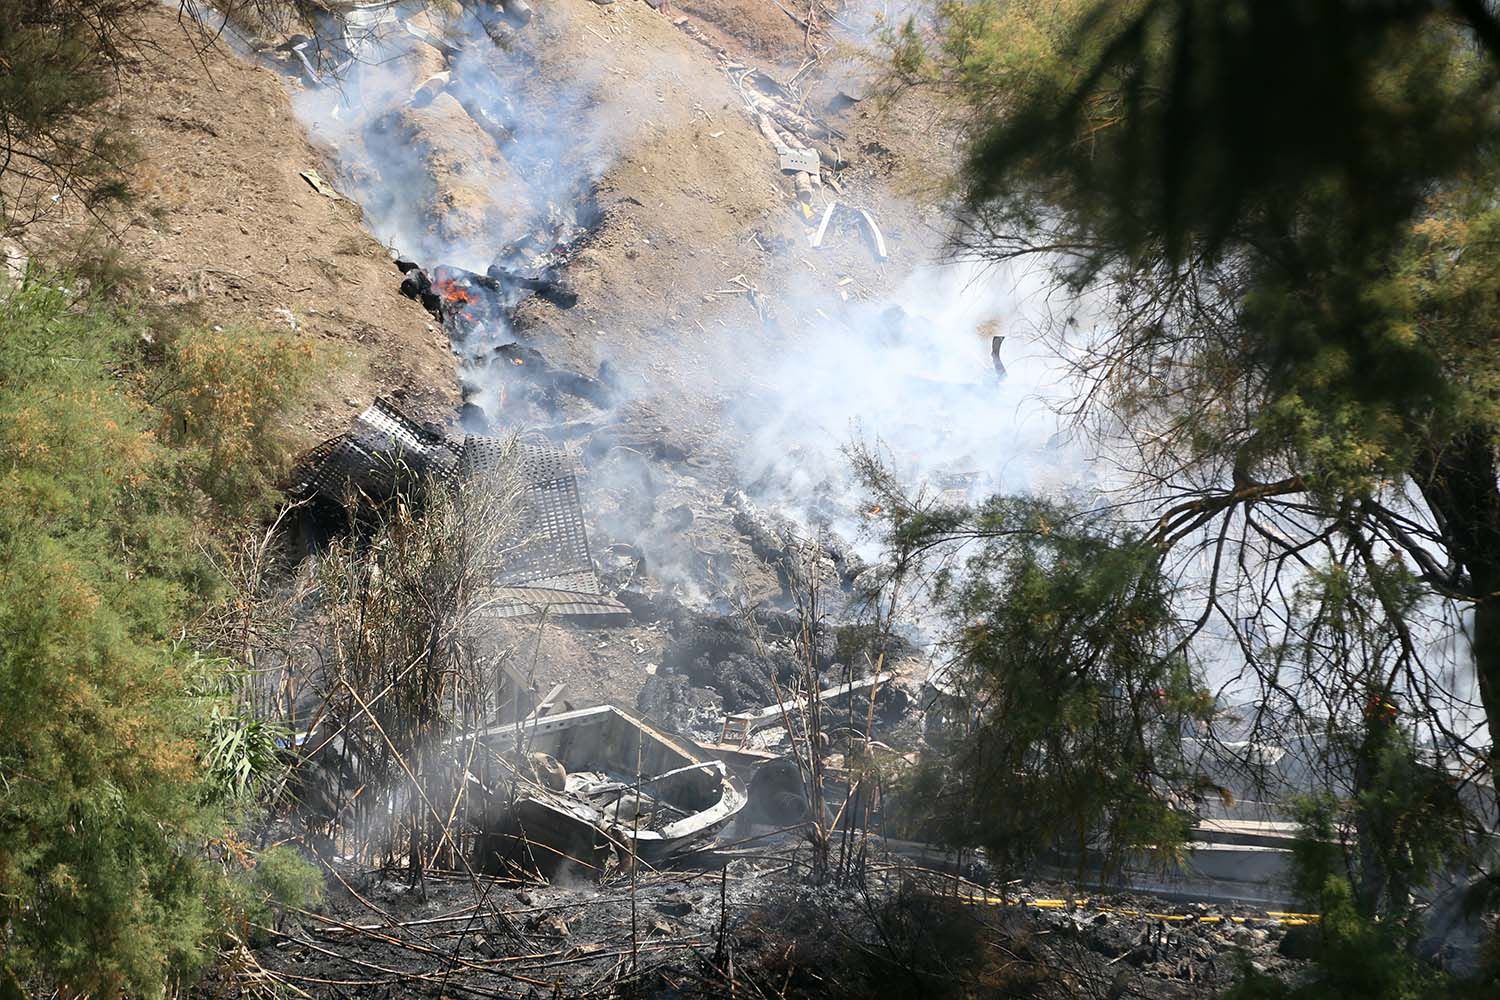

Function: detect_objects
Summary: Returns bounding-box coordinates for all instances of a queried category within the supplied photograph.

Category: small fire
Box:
[432,276,477,305]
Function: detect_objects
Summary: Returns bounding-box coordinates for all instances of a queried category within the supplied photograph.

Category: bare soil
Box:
[36,7,461,442]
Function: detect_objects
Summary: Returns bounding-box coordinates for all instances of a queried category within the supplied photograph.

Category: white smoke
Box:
[284,5,675,272]
[728,258,1096,528]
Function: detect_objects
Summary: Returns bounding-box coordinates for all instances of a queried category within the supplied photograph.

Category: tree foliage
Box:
[0,0,304,240]
[0,0,148,236]
[1224,878,1474,1000]
[888,0,1500,794]
[0,279,315,995]
[863,458,1212,872]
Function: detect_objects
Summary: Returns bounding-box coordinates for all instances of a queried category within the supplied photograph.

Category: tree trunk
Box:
[1470,592,1500,772]
[1413,427,1500,770]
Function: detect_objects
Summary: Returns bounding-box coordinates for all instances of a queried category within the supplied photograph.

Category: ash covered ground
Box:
[200,855,1299,999]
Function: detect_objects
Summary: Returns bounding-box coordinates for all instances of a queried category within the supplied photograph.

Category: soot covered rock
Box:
[659,616,800,713]
[636,674,725,739]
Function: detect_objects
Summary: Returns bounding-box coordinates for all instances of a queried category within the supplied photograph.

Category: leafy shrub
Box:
[0,278,318,995]
[152,324,317,516]
[860,469,1213,874]
[246,845,324,930]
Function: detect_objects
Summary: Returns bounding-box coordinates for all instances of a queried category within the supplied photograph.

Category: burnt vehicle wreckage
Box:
[282,394,930,873]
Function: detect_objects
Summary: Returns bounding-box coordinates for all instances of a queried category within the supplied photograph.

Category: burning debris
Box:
[399,262,506,337]
[399,241,586,343]
[397,210,603,427]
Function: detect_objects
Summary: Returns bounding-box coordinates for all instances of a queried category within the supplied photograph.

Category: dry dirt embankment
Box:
[504,0,957,382]
[106,7,460,439]
[87,2,957,711]
[84,2,953,448]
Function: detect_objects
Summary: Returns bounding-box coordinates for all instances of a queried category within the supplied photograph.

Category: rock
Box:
[745,757,813,825]
[530,913,569,937]
[1277,922,1321,960]
[498,0,534,24]
[659,504,694,533]
[656,893,694,917]
[636,674,724,739]
[1228,923,1270,957]
[615,588,691,626]
[659,616,799,712]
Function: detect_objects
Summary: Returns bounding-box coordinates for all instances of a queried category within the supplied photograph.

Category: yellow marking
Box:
[956,895,1321,924]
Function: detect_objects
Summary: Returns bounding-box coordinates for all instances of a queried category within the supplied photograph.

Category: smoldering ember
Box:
[5,1,1500,998]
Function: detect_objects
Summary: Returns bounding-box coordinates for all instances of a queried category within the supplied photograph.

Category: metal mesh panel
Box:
[293,400,619,617]
[290,400,458,500]
[476,586,627,620]
[460,436,598,594]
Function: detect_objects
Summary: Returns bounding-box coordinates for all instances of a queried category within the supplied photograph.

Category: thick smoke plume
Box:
[726,260,1094,533]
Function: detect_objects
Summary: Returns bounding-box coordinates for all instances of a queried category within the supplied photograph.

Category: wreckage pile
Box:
[288,396,923,861]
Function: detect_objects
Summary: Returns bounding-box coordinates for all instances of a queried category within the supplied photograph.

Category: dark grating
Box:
[460,436,598,593]
[290,400,459,500]
[294,400,621,617]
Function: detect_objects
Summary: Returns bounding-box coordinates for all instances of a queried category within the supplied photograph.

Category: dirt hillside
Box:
[38,2,955,449]
[31,1,963,714]
[88,8,460,440]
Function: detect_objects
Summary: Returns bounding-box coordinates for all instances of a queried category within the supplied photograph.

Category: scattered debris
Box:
[856,207,888,261]
[408,70,451,107]
[810,200,836,248]
[718,671,895,745]
[298,168,342,199]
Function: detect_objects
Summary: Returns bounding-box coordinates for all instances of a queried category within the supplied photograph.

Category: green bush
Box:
[0,279,317,995]
[245,845,324,939]
[862,480,1212,875]
[1224,877,1481,1000]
